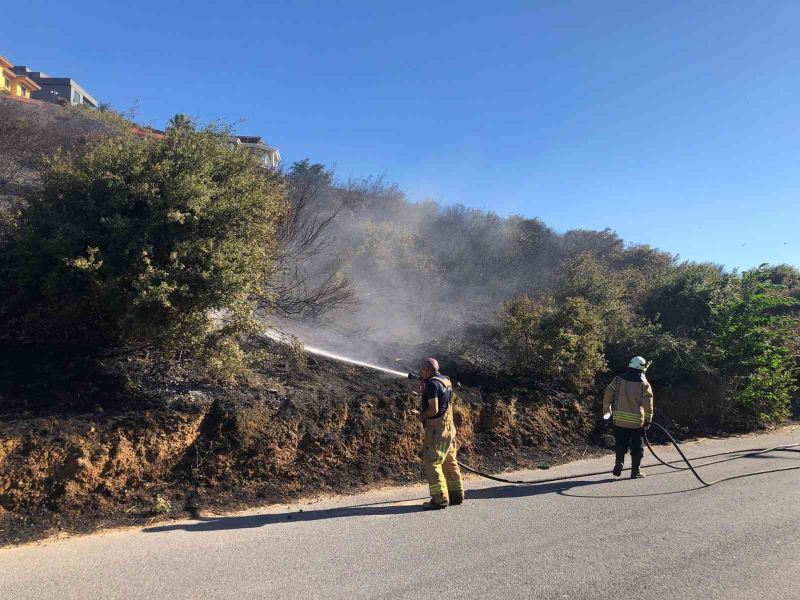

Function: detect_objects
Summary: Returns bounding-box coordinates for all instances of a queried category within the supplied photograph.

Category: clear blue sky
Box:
[4,1,799,270]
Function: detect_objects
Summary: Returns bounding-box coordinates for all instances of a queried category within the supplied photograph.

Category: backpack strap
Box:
[428,375,455,414]
[611,376,621,412]
[429,375,452,391]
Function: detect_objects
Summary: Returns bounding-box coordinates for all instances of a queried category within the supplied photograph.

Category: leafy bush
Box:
[502,294,607,391]
[709,269,798,427]
[643,262,735,335]
[152,494,173,515]
[557,252,623,311]
[0,120,286,378]
[501,294,546,375]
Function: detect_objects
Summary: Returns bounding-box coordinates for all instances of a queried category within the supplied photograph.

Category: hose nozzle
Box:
[407,372,420,380]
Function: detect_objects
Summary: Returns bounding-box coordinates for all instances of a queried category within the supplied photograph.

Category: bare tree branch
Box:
[265,160,355,319]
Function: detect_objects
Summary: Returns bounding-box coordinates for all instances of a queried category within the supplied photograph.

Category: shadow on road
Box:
[144,505,424,533]
[463,478,614,501]
[144,478,615,535]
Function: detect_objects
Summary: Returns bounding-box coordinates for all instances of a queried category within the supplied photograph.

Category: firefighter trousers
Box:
[422,408,464,505]
[613,424,644,469]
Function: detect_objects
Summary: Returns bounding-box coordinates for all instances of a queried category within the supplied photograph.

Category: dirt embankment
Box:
[0,342,597,547]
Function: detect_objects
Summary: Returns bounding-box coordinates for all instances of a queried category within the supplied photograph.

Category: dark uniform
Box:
[420,373,464,506]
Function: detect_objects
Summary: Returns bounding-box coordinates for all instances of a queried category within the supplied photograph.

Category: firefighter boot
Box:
[421,499,448,510]
[448,487,464,506]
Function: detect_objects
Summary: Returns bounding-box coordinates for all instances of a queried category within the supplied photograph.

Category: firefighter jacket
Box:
[603,371,654,429]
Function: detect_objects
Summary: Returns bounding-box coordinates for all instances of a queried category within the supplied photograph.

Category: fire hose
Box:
[456,421,800,487]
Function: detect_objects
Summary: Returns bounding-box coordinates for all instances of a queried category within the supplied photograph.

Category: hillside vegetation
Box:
[284,162,800,430]
[0,100,798,544]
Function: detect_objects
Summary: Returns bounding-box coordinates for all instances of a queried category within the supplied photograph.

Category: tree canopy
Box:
[0,122,286,378]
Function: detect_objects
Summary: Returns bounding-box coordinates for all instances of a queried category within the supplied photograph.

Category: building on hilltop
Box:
[230,135,281,169]
[1,56,41,100]
[11,65,97,108]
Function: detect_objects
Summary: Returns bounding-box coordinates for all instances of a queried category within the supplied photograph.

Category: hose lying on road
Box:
[457,422,800,487]
[643,422,800,487]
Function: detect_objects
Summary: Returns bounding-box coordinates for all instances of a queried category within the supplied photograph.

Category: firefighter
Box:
[602,356,654,479]
[418,357,464,510]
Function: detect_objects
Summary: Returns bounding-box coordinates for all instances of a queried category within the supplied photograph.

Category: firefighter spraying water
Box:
[415,358,465,510]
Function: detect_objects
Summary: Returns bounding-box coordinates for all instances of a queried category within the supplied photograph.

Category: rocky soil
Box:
[0,338,600,546]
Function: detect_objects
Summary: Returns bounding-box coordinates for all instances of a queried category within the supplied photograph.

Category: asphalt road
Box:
[2,426,799,600]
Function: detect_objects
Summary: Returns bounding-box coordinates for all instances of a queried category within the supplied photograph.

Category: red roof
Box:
[131,127,166,140]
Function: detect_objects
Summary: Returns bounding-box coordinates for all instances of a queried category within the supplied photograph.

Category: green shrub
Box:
[501,293,547,375]
[643,262,735,335]
[557,252,623,311]
[0,120,287,378]
[502,294,607,391]
[153,494,173,515]
[710,269,798,427]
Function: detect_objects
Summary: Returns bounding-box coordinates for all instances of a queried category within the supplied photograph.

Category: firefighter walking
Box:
[418,358,464,510]
[602,356,654,479]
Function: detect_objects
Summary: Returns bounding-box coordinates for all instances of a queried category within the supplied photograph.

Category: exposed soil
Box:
[0,338,600,547]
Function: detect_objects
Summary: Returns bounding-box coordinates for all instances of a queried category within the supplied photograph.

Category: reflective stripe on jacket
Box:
[602,374,654,429]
